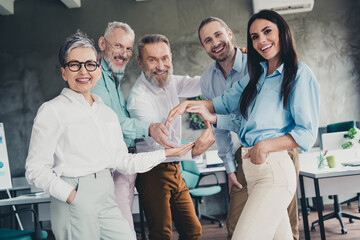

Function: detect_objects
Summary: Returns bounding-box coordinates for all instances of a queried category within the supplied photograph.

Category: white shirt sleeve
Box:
[112,122,167,174]
[25,103,74,202]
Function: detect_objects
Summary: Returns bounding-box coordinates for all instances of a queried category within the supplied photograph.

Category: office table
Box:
[0,193,50,207]
[299,166,360,240]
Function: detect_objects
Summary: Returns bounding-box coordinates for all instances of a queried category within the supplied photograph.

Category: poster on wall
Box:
[0,123,12,190]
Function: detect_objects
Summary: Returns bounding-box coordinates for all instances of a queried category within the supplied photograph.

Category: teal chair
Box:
[311,121,360,234]
[0,209,48,240]
[180,160,224,227]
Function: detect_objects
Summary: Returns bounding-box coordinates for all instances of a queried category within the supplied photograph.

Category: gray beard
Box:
[143,70,172,89]
[103,55,126,74]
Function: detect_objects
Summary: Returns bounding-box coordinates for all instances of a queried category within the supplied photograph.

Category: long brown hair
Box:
[240,10,298,119]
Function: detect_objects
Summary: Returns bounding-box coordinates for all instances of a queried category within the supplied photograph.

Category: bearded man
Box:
[127,34,215,240]
[92,22,176,231]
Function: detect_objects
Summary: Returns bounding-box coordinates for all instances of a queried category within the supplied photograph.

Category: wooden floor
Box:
[46,203,360,239]
[136,204,360,239]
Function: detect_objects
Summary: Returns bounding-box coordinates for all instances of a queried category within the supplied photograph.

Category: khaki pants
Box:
[227,148,299,240]
[50,169,135,240]
[136,163,202,240]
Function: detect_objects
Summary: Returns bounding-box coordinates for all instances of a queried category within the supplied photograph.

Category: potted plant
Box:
[342,127,360,149]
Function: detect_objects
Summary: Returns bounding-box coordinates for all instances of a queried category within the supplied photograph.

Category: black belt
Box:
[161,161,179,166]
[128,147,137,154]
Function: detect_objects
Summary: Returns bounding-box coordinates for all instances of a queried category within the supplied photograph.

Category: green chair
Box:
[180,160,224,228]
[0,208,48,240]
[311,121,360,234]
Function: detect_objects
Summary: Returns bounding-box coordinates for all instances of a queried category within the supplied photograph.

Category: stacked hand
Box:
[191,120,215,157]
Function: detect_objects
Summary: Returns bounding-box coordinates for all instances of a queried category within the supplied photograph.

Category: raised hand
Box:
[165,101,191,128]
[165,142,195,157]
[186,105,217,124]
[165,100,215,127]
[149,123,176,148]
[191,120,215,157]
[238,47,247,53]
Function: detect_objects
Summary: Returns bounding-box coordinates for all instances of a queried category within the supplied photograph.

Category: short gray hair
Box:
[137,34,171,60]
[58,30,101,67]
[104,21,135,39]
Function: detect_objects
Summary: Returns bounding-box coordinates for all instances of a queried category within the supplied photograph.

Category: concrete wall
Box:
[0,0,359,177]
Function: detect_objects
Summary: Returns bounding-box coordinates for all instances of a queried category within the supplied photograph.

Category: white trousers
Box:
[232,148,296,240]
[113,171,137,229]
[50,169,136,240]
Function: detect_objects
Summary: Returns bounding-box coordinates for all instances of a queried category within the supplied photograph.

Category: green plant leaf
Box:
[342,141,353,149]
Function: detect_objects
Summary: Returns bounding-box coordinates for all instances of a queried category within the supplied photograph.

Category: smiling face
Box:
[138,42,173,89]
[61,47,101,99]
[199,21,234,62]
[249,18,281,65]
[99,27,134,73]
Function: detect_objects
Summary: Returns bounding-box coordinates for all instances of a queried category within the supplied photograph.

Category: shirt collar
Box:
[61,88,103,105]
[259,61,284,76]
[214,48,243,74]
[100,59,125,80]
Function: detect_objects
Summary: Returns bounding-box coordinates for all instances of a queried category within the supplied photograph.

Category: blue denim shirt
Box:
[92,60,150,147]
[201,48,247,173]
[213,61,320,152]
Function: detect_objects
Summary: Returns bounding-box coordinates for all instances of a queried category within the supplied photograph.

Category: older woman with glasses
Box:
[25,30,194,240]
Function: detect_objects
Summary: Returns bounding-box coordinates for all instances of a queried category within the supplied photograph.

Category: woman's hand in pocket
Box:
[66,189,77,204]
[244,141,269,165]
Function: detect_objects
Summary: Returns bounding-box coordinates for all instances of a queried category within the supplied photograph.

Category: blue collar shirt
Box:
[200,48,247,173]
[213,61,320,152]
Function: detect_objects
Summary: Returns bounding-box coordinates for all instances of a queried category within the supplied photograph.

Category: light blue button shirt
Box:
[92,60,150,147]
[213,61,320,151]
[201,48,247,173]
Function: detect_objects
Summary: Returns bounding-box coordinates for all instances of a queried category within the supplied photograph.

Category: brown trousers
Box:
[136,163,202,240]
[226,147,300,240]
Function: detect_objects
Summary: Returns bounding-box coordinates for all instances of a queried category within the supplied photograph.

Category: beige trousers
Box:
[227,148,299,240]
[50,169,135,240]
[231,148,297,240]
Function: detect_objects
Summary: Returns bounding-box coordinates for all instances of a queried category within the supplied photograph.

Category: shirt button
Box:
[142,135,145,137]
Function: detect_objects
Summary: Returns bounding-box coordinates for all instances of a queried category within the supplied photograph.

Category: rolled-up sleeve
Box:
[289,63,320,151]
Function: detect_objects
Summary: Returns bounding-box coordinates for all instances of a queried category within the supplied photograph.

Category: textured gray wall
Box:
[0,0,359,177]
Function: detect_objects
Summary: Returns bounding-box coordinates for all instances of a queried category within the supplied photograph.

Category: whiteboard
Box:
[0,123,12,190]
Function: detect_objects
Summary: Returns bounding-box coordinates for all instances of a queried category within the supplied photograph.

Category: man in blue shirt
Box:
[198,17,299,240]
[92,22,176,231]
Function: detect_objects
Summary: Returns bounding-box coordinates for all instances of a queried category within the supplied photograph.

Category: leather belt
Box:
[128,147,137,154]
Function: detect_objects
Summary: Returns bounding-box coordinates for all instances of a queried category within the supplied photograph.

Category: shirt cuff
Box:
[49,178,76,203]
[138,121,152,139]
[289,129,316,152]
[213,96,228,115]
[223,160,237,174]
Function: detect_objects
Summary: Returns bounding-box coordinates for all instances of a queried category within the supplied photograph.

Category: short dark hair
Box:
[58,30,101,67]
[137,34,171,60]
[198,17,230,45]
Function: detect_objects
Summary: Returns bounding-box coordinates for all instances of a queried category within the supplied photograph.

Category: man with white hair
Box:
[92,22,176,230]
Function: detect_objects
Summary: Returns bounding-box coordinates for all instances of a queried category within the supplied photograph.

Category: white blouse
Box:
[26,88,165,202]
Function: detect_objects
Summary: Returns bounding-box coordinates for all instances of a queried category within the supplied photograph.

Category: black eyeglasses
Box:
[64,60,100,72]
